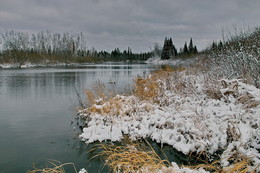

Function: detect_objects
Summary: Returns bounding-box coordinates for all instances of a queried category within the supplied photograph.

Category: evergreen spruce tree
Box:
[218,41,223,49]
[188,38,194,53]
[161,37,168,60]
[183,42,188,54]
[168,38,175,57]
[212,41,217,50]
[193,45,198,53]
[161,37,176,60]
[173,45,177,56]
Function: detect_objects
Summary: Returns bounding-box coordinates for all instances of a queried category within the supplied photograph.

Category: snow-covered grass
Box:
[0,62,37,68]
[145,56,195,66]
[78,66,260,172]
[0,62,71,69]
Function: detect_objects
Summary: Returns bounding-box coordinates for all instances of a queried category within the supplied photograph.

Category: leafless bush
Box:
[207,27,260,88]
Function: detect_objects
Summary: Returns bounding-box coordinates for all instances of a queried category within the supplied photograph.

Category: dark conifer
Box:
[212,41,217,49]
[161,37,176,60]
[183,42,188,54]
[188,38,194,53]
[194,45,198,53]
[218,41,223,49]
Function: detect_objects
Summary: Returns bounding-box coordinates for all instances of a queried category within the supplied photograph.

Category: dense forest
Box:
[0,30,153,67]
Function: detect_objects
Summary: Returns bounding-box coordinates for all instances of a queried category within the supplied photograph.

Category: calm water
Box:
[0,63,156,173]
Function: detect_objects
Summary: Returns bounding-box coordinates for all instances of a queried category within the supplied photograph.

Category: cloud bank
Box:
[0,0,259,52]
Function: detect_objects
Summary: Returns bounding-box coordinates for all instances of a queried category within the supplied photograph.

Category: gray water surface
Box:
[0,63,156,173]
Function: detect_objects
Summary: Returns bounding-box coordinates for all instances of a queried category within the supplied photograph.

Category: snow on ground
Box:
[145,56,195,66]
[140,163,210,173]
[78,168,88,173]
[78,70,260,172]
[0,62,69,68]
[0,63,40,68]
[78,164,210,173]
[145,56,179,65]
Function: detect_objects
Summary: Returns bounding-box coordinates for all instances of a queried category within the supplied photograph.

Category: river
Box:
[0,63,157,173]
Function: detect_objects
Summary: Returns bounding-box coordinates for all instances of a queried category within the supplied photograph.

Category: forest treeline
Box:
[0,30,153,67]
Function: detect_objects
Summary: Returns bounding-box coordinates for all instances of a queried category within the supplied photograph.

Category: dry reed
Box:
[85,80,107,106]
[189,151,260,173]
[94,140,170,173]
[28,160,78,173]
[134,65,181,102]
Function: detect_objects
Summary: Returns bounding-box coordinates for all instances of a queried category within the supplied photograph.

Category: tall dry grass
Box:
[190,152,260,173]
[134,66,185,103]
[28,160,78,173]
[85,80,108,106]
[93,140,170,173]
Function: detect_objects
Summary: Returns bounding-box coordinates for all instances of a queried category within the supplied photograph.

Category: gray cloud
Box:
[0,0,259,52]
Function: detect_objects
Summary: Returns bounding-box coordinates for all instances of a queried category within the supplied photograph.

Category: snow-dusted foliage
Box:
[140,162,209,173]
[78,68,260,172]
[208,27,260,88]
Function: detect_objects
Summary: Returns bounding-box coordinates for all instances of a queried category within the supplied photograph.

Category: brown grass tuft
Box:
[85,80,113,106]
[28,160,78,173]
[134,75,160,101]
[189,151,260,173]
[84,95,139,116]
[94,140,170,173]
[134,66,183,102]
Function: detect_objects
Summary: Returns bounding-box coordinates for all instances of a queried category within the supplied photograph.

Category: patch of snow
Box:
[0,62,70,69]
[140,162,210,173]
[78,168,88,173]
[145,56,195,66]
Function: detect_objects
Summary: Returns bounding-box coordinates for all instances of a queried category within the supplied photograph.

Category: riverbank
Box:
[78,65,260,172]
[0,60,148,69]
[0,62,68,69]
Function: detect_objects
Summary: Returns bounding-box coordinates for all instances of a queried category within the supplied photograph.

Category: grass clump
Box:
[134,75,159,101]
[86,95,138,116]
[94,140,170,173]
[134,65,184,102]
[85,80,108,106]
[189,151,260,173]
[28,160,78,173]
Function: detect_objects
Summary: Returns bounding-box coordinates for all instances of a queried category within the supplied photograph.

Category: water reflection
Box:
[6,74,32,98]
[1,65,151,100]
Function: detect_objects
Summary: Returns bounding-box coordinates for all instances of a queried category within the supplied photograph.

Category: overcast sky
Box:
[0,0,259,52]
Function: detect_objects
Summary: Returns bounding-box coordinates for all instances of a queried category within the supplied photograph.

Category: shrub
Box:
[95,140,170,173]
[207,27,260,88]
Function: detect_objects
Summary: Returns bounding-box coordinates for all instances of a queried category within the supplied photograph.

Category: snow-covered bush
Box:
[207,27,260,88]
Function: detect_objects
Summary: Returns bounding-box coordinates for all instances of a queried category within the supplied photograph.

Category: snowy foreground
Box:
[78,70,260,172]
